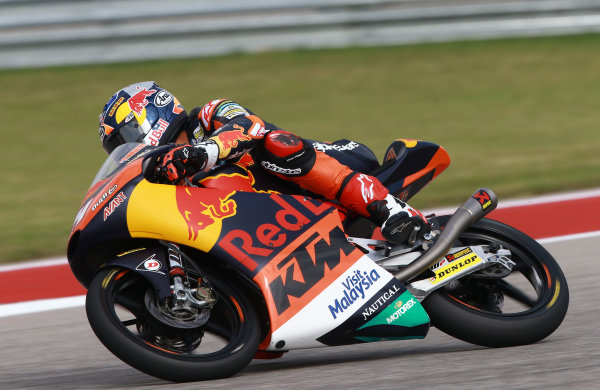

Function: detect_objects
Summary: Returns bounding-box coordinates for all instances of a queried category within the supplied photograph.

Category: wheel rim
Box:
[440,230,557,317]
[103,268,249,360]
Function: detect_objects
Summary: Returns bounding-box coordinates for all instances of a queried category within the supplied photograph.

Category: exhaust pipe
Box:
[394,188,498,283]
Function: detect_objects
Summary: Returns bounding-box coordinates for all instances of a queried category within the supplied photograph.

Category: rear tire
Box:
[422,217,569,347]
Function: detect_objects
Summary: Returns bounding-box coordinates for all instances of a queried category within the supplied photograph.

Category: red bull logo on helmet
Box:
[175,187,237,241]
[128,88,156,116]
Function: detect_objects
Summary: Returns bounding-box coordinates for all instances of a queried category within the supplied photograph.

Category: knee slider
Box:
[258,131,316,176]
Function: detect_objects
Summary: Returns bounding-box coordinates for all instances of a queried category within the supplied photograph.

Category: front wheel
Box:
[421,217,569,347]
[85,266,261,382]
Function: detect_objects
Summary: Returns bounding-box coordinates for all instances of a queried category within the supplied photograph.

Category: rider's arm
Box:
[191,99,279,163]
[158,100,281,182]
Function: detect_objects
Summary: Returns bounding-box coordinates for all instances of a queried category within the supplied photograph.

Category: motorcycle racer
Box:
[98,81,430,244]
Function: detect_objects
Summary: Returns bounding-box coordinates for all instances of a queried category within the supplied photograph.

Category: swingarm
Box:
[348,188,515,301]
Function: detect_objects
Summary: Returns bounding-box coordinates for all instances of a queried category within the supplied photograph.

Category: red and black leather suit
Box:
[183,99,402,226]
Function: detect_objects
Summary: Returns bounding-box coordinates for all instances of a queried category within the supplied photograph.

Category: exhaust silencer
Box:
[394,188,498,283]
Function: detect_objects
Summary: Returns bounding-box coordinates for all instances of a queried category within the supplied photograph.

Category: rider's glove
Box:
[157,145,208,183]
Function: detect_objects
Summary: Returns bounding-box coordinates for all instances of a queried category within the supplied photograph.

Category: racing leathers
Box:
[158,99,430,244]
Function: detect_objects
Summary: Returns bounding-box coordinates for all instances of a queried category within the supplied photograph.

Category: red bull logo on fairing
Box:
[128,88,156,115]
[175,187,237,240]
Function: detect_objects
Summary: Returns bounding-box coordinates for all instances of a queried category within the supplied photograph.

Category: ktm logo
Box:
[268,226,356,315]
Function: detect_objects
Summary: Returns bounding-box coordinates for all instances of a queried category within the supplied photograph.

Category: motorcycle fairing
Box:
[126,179,430,349]
[127,180,333,266]
[70,142,433,350]
[316,279,430,346]
[71,158,144,236]
[69,166,145,287]
[252,210,364,337]
[127,180,235,253]
[264,256,429,350]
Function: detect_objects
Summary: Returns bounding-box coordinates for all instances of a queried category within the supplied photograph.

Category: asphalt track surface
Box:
[1,235,598,390]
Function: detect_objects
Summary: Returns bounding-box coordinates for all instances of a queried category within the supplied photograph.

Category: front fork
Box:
[162,241,216,309]
[165,243,188,306]
[145,242,217,328]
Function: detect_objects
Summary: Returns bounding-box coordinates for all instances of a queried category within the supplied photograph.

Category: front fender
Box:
[98,245,172,300]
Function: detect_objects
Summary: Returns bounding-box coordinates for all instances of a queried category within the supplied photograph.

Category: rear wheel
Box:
[86,265,261,382]
[422,217,569,347]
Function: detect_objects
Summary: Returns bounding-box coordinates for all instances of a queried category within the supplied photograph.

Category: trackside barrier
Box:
[2,1,600,68]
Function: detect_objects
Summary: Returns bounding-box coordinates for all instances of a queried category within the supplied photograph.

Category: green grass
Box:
[2,34,600,263]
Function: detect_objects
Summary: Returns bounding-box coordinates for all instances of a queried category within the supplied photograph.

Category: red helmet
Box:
[98,81,188,154]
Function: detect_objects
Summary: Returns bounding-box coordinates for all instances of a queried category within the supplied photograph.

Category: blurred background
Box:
[1,0,599,263]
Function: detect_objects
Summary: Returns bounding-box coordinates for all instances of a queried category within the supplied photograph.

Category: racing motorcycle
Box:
[68,139,569,382]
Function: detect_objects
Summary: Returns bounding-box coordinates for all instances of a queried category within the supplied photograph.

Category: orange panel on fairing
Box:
[252,211,362,333]
[402,146,451,187]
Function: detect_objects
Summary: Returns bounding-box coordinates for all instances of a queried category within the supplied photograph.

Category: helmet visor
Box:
[103,120,146,154]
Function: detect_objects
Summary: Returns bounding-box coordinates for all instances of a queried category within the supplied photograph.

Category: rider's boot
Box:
[337,173,431,243]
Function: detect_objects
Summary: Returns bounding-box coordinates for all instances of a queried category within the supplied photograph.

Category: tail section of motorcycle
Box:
[375,139,450,201]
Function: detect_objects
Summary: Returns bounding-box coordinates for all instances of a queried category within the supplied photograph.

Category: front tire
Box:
[422,217,569,347]
[85,266,261,382]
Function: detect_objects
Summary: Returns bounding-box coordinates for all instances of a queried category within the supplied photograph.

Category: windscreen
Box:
[89,143,148,187]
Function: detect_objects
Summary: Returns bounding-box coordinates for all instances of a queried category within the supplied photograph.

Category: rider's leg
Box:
[257,130,430,243]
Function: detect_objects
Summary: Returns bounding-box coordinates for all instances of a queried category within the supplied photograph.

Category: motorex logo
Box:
[328,268,381,319]
[357,290,430,330]
[386,298,416,324]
